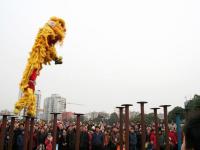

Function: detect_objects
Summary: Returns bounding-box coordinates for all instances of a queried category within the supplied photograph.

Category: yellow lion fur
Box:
[14,17,66,117]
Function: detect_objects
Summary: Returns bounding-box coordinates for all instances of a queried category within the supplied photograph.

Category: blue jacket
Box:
[129,132,137,146]
[17,133,24,149]
[92,132,103,146]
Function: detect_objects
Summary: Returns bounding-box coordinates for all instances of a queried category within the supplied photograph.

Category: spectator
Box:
[150,129,156,150]
[158,130,165,150]
[32,127,38,150]
[57,123,64,149]
[37,128,46,149]
[135,126,141,150]
[45,132,53,150]
[129,126,137,150]
[169,127,178,149]
[58,129,67,150]
[92,126,104,150]
[16,123,24,150]
[103,130,110,150]
[88,130,93,150]
[80,125,89,150]
[67,125,76,150]
[110,127,120,150]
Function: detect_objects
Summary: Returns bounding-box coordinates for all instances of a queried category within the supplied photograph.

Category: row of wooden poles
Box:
[118,102,172,150]
[0,102,175,150]
[0,112,83,150]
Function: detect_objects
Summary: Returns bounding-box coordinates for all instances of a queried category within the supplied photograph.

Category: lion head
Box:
[47,16,66,45]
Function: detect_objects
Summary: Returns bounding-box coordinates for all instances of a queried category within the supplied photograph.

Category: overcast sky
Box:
[1,0,200,114]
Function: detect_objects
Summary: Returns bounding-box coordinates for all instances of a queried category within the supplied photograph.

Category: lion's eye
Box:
[60,22,65,28]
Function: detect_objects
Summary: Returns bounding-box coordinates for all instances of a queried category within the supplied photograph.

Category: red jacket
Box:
[169,131,177,146]
[45,138,53,150]
[150,132,157,149]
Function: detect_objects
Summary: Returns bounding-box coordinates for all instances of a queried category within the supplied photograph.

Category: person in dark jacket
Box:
[129,126,137,150]
[59,129,67,150]
[110,127,120,150]
[16,129,24,150]
[136,128,141,150]
[92,126,104,150]
[57,123,64,150]
[80,126,89,150]
[13,128,20,149]
[12,123,24,150]
[30,127,39,150]
[159,130,165,150]
[37,128,47,148]
[67,126,76,150]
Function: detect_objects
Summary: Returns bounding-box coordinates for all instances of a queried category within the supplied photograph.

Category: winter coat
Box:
[59,135,67,150]
[16,131,24,150]
[129,132,137,150]
[80,131,89,150]
[45,138,53,150]
[67,129,76,150]
[150,132,156,149]
[92,132,104,148]
[37,132,47,145]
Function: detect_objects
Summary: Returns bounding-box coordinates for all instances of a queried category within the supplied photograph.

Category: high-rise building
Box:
[43,94,66,122]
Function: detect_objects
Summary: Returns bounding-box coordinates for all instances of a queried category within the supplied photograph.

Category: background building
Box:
[85,111,99,120]
[62,112,74,121]
[35,90,42,119]
[43,94,66,122]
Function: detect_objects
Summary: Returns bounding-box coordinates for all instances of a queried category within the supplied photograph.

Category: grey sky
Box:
[1,0,200,114]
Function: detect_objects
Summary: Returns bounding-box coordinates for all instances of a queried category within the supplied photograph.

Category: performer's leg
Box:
[14,96,27,115]
[26,88,36,117]
[27,98,36,117]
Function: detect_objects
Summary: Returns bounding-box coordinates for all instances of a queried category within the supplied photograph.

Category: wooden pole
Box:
[116,106,124,150]
[74,113,84,150]
[151,107,160,150]
[160,105,171,150]
[121,104,132,150]
[137,101,148,150]
[51,112,61,150]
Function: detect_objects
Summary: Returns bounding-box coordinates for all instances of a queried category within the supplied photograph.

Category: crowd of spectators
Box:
[0,119,179,150]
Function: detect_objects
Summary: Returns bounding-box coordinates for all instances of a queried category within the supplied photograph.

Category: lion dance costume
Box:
[14,17,66,117]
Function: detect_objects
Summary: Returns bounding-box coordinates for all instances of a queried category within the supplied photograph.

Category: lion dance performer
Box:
[14,17,66,117]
